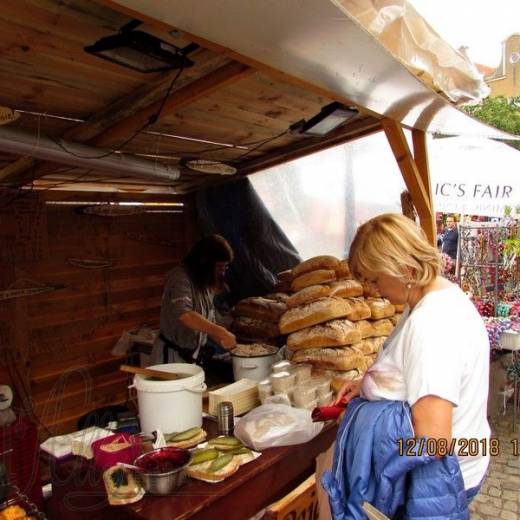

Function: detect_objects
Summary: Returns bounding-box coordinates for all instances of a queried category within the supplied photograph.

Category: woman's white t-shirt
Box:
[361,284,490,489]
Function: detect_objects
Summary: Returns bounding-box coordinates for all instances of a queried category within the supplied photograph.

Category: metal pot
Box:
[231,349,280,382]
[133,447,192,495]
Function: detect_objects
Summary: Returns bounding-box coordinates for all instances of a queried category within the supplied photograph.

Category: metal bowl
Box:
[133,447,192,495]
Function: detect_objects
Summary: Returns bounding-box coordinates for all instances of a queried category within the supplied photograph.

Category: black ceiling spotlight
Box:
[85,20,198,73]
[293,102,359,137]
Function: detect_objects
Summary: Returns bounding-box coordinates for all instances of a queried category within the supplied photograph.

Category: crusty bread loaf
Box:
[287,319,361,351]
[292,346,366,371]
[286,284,332,309]
[291,269,337,292]
[366,298,395,319]
[279,297,352,334]
[313,368,361,381]
[277,269,294,283]
[232,316,280,339]
[354,319,374,339]
[371,319,394,337]
[390,312,403,326]
[333,260,352,280]
[292,256,340,278]
[345,297,371,321]
[272,280,292,293]
[233,297,286,323]
[329,279,363,298]
[362,281,381,298]
[352,336,386,355]
[265,292,290,303]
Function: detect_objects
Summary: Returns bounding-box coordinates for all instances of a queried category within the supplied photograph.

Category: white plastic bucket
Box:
[132,363,206,434]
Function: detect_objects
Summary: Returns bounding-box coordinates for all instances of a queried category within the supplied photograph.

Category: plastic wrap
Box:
[234,404,323,450]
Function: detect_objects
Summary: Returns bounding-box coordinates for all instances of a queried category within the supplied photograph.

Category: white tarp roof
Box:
[112,0,517,140]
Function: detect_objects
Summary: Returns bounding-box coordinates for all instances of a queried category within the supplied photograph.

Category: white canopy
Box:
[429,136,520,217]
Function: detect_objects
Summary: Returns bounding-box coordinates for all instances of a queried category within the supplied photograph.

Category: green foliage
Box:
[463,96,520,150]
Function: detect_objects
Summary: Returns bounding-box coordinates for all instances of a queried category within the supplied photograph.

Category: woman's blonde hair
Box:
[348,213,441,287]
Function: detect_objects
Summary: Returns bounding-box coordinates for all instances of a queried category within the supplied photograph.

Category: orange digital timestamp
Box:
[396,438,510,457]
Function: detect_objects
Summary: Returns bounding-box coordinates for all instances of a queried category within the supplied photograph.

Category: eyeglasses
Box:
[215,262,230,271]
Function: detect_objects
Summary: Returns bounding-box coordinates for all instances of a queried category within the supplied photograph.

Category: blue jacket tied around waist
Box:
[321,398,469,519]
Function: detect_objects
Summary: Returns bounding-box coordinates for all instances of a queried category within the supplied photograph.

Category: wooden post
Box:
[381,119,435,245]
[412,129,436,242]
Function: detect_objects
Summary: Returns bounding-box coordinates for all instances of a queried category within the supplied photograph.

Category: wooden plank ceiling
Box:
[0,0,383,194]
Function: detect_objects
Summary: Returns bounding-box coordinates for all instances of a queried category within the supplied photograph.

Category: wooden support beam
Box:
[239,116,383,177]
[0,58,252,184]
[381,118,435,244]
[92,61,254,148]
[0,157,36,183]
[0,67,181,184]
[412,129,436,241]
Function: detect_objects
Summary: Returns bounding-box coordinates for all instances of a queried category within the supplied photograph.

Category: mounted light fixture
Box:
[295,102,359,137]
[84,20,198,73]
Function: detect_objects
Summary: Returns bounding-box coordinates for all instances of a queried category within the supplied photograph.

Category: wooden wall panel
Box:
[0,191,196,436]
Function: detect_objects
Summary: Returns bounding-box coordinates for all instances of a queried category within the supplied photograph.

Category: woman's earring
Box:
[406,283,412,289]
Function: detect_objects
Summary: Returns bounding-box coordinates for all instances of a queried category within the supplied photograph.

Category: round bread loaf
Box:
[286,284,332,309]
[279,297,352,334]
[292,346,366,371]
[233,297,286,323]
[287,319,361,351]
[366,298,395,319]
[330,279,363,298]
[291,269,337,292]
[291,255,340,278]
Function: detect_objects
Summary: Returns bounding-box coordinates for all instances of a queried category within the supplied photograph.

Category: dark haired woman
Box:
[153,235,236,382]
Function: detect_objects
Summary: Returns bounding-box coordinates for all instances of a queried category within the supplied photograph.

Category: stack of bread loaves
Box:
[231,295,287,343]
[279,255,401,385]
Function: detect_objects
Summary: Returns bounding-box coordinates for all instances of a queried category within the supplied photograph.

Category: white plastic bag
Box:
[234,404,323,451]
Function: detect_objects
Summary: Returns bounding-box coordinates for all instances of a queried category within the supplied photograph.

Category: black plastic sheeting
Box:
[196,177,301,303]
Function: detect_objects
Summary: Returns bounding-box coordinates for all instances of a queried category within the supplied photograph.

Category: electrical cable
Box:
[154,128,292,161]
[43,63,186,161]
[234,128,290,161]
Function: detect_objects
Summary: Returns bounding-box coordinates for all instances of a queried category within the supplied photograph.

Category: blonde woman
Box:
[336,213,489,502]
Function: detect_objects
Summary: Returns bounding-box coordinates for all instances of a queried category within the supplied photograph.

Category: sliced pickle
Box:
[207,436,242,448]
[208,453,233,473]
[190,447,219,466]
[167,426,203,442]
[230,447,252,456]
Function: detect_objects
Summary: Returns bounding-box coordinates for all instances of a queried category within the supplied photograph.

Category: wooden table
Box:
[46,421,337,520]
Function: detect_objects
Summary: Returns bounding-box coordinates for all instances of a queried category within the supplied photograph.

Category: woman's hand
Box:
[211,327,237,350]
[178,312,237,350]
[333,379,362,405]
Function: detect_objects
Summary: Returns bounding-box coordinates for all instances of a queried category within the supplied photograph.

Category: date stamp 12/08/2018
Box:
[397,438,520,457]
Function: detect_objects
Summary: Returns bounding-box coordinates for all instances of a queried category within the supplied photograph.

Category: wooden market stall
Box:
[0,0,517,517]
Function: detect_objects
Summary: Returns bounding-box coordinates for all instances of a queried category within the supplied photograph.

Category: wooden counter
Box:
[46,421,337,520]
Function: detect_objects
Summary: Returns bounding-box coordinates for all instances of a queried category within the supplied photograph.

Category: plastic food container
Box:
[301,398,319,411]
[293,387,317,408]
[293,364,312,383]
[133,363,206,433]
[315,379,331,398]
[272,360,293,374]
[318,391,334,406]
[258,380,272,403]
[271,371,296,393]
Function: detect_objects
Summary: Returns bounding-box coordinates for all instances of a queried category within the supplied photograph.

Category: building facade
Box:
[483,34,520,98]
